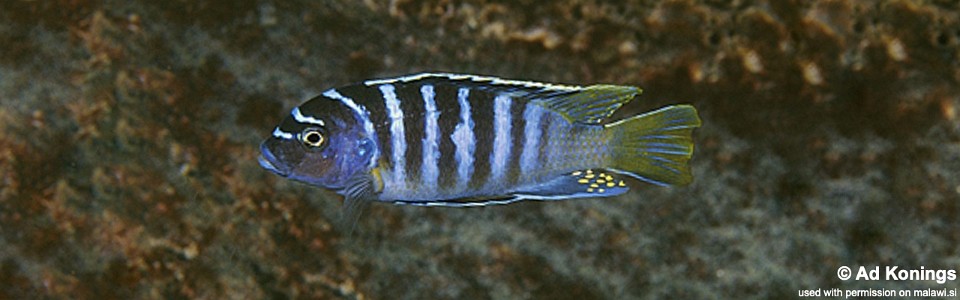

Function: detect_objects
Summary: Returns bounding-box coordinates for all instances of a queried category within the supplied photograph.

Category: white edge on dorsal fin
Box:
[363,73,584,92]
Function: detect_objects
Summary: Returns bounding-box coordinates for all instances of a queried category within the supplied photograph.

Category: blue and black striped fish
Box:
[259,73,701,211]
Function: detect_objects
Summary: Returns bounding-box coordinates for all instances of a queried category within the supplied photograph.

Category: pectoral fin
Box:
[338,170,382,233]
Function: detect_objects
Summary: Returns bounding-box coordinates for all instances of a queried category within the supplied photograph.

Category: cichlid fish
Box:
[259,73,701,212]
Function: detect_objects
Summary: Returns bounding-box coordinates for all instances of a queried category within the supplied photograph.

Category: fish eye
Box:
[300,128,325,148]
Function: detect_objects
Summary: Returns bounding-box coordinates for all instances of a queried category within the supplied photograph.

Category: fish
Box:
[258,72,701,214]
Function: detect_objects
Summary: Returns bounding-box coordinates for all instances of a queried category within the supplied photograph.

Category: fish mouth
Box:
[258,155,285,176]
[258,143,289,177]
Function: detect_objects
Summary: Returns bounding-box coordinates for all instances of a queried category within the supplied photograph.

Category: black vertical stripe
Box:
[507,98,526,185]
[537,110,555,180]
[468,88,494,190]
[394,82,425,186]
[434,83,461,191]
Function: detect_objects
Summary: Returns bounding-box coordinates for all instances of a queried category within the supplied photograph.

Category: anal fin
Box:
[390,169,630,208]
[513,169,630,200]
[392,195,522,207]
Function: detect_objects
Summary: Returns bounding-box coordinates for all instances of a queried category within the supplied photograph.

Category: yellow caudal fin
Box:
[606,105,701,186]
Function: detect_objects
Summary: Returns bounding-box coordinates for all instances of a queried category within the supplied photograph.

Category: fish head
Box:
[259,98,377,190]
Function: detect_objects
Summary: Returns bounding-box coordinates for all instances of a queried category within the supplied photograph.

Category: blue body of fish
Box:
[259,73,701,208]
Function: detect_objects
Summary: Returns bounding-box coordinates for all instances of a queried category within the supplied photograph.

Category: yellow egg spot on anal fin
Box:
[606,182,615,187]
[598,188,605,193]
[618,180,626,187]
[577,178,589,184]
[587,188,594,193]
[589,183,599,188]
[585,174,595,179]
[572,171,582,176]
[597,179,606,184]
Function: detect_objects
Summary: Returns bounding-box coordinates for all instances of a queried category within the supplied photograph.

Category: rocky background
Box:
[1,0,958,298]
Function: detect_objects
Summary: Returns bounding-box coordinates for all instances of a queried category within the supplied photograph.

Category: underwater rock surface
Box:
[1,0,958,298]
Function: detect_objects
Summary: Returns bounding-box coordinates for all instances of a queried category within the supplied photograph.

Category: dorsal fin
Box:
[363,72,584,92]
[363,73,639,124]
[535,84,640,124]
